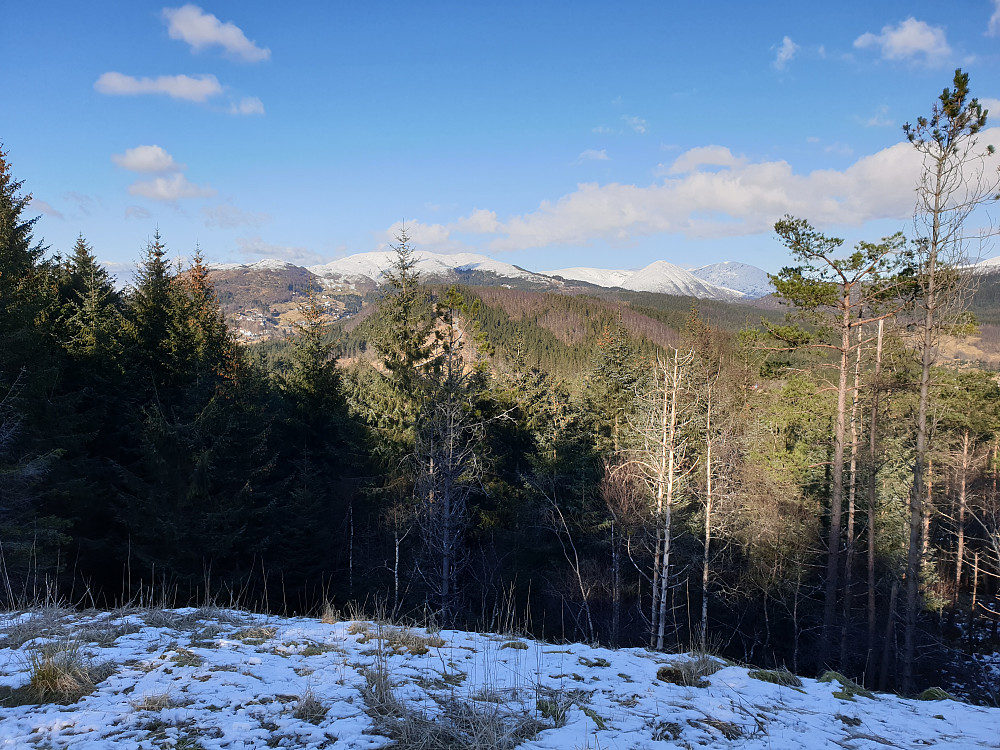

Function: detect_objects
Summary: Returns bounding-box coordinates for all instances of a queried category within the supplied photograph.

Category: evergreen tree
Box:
[901,69,998,693]
[768,217,912,669]
[128,230,174,390]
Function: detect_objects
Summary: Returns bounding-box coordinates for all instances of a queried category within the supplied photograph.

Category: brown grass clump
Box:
[293,690,329,724]
[656,654,722,688]
[14,640,115,704]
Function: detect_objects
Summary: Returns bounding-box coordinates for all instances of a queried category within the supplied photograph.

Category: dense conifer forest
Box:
[3,71,1000,701]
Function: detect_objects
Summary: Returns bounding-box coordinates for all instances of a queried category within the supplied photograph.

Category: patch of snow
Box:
[2,608,998,749]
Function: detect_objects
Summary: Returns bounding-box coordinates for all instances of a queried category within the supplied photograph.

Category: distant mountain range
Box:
[210,250,775,301]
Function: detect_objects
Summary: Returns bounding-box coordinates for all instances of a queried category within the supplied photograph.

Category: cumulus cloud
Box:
[375,130,1000,255]
[622,115,648,134]
[383,220,460,252]
[112,145,182,173]
[229,96,265,116]
[162,4,270,62]
[202,204,271,228]
[773,36,799,70]
[95,72,222,102]
[666,145,747,175]
[578,149,609,162]
[854,17,951,65]
[989,0,1000,37]
[452,209,500,234]
[236,236,325,265]
[128,174,216,201]
[28,197,64,219]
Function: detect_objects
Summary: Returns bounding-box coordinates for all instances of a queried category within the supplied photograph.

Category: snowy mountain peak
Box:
[549,260,746,300]
[689,261,773,298]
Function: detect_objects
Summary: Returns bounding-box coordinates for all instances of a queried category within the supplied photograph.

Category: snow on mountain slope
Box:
[308,250,549,286]
[1,607,998,749]
[209,259,301,272]
[550,261,743,299]
[690,261,773,298]
[548,267,635,288]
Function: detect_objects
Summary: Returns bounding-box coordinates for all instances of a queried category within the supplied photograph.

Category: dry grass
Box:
[656,653,723,689]
[380,698,549,750]
[131,691,178,711]
[293,689,329,724]
[0,639,116,705]
[320,600,340,624]
[0,606,73,649]
[350,621,445,656]
[235,626,277,645]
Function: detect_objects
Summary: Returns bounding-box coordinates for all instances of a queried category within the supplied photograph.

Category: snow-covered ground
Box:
[1,607,998,749]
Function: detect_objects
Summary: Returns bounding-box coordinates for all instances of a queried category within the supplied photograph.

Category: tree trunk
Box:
[879,578,899,692]
[701,382,713,646]
[904,157,942,696]
[841,325,864,666]
[867,319,884,656]
[820,299,852,668]
[954,430,970,607]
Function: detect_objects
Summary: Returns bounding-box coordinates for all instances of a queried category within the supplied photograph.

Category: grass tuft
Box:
[748,668,802,688]
[293,689,329,724]
[656,654,722,688]
[818,671,875,700]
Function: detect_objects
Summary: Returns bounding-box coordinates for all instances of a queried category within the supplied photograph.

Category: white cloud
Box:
[452,209,500,234]
[989,0,1000,37]
[578,149,609,162]
[373,130,1000,255]
[28,197,64,219]
[236,236,325,265]
[94,72,222,102]
[162,4,270,62]
[128,174,216,201]
[229,96,265,116]
[854,17,951,65]
[666,145,747,175]
[112,145,182,173]
[773,36,799,70]
[472,136,967,251]
[980,98,1000,118]
[622,115,648,134]
[382,220,461,252]
[202,204,271,228]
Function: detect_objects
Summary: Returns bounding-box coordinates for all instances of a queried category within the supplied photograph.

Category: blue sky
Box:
[3,1,999,277]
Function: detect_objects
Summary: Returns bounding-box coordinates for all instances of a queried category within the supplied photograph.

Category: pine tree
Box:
[901,69,998,693]
[768,217,912,669]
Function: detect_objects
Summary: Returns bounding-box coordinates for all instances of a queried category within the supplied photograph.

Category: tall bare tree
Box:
[620,348,696,650]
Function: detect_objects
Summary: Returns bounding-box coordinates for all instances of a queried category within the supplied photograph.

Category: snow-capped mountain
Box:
[689,261,773,298]
[308,250,554,289]
[974,255,1000,272]
[549,260,744,300]
[209,251,772,302]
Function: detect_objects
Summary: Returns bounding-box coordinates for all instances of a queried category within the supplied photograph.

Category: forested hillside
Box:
[3,72,1000,703]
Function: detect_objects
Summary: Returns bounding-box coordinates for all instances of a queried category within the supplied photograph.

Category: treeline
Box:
[2,71,1000,700]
